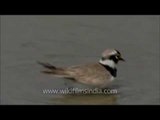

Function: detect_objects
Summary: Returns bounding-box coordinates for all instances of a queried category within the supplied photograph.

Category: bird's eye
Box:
[115,56,118,59]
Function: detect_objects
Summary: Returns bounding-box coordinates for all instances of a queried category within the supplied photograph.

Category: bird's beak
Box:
[119,56,125,61]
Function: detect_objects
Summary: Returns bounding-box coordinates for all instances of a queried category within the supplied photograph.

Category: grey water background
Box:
[0,15,159,105]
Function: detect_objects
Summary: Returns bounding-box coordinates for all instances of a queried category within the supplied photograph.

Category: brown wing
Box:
[66,63,112,86]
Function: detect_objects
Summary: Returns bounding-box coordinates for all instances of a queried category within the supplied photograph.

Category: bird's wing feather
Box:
[66,63,111,86]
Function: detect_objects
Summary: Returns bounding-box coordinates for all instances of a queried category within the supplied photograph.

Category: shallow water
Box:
[1,15,159,105]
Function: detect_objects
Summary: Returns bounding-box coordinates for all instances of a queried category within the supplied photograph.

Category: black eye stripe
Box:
[109,55,119,63]
[109,55,116,59]
[102,55,119,60]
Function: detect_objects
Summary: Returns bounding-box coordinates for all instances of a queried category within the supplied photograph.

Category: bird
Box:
[38,49,125,88]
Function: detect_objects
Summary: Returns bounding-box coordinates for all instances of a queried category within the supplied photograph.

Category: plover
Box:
[38,49,125,88]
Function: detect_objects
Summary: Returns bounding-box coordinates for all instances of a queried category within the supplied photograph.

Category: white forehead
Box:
[109,50,117,55]
[102,49,117,57]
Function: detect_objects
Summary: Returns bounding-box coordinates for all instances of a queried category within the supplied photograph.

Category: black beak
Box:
[119,57,125,61]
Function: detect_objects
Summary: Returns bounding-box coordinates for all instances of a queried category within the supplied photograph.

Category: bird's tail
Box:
[37,61,70,78]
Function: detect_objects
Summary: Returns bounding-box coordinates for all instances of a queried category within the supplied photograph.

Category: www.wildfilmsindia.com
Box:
[42,88,118,95]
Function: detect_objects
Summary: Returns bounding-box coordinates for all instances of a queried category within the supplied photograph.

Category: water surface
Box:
[1,15,159,105]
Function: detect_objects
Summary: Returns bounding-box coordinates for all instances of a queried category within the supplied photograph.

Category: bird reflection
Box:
[49,92,118,105]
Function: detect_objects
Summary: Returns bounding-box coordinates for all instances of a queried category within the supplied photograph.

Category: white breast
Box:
[110,76,115,81]
[100,76,115,88]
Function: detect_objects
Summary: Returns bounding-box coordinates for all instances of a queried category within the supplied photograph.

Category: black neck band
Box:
[99,63,117,77]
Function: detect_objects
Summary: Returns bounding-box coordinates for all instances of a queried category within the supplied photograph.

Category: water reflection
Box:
[49,93,118,105]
